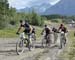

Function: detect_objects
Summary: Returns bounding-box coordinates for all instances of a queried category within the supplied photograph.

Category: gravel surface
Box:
[0,37,64,60]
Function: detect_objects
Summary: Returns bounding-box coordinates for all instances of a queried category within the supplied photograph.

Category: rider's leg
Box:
[63,33,67,46]
[46,34,50,47]
[54,32,58,44]
[45,34,48,47]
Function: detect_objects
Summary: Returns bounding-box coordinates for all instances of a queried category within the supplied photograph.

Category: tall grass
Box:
[0,26,42,38]
[59,30,75,60]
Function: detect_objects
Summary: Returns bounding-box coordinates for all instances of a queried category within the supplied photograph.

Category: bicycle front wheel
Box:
[16,40,25,55]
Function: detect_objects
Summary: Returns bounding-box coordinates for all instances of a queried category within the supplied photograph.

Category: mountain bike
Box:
[16,32,35,55]
[59,31,67,49]
[41,33,52,48]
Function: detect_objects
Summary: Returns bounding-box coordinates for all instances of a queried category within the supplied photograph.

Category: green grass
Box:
[68,31,75,40]
[35,26,42,38]
[59,30,75,60]
[0,26,42,38]
[0,28,18,38]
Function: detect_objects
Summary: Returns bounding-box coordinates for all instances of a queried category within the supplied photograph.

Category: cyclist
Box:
[58,24,68,45]
[58,24,68,33]
[16,20,33,35]
[16,20,33,46]
[41,25,51,45]
[52,27,58,44]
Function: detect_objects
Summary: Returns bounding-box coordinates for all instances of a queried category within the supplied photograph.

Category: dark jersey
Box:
[20,23,30,29]
[52,28,57,32]
[20,24,24,27]
[24,23,30,28]
[20,23,30,33]
[45,27,50,34]
[59,26,67,33]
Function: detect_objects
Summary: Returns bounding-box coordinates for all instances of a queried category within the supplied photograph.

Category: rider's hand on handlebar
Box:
[16,32,19,35]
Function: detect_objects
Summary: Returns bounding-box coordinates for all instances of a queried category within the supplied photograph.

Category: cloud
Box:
[8,0,32,9]
[50,0,60,5]
[8,0,61,9]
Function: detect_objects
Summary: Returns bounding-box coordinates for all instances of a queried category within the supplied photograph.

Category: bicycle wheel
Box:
[59,35,64,49]
[16,40,25,55]
[31,34,36,48]
[47,34,51,47]
[25,37,32,51]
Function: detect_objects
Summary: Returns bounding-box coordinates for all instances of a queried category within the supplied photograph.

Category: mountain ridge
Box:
[17,0,75,15]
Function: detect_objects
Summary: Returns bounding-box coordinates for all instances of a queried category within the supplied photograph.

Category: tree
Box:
[31,10,44,26]
[0,0,9,29]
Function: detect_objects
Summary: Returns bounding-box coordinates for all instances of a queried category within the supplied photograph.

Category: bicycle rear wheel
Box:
[46,34,52,47]
[16,40,25,55]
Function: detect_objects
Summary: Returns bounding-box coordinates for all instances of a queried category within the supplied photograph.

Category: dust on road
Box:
[0,38,64,60]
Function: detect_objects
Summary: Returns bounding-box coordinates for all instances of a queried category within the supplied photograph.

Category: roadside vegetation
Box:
[58,30,75,60]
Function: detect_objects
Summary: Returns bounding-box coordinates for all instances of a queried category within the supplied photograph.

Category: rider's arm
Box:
[17,26,21,33]
[58,27,61,31]
[57,27,61,33]
[16,24,23,33]
[29,25,33,33]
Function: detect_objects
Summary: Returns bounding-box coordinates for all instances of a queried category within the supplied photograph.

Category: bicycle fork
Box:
[59,36,66,49]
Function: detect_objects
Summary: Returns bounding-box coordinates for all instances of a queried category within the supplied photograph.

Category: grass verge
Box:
[0,26,42,38]
[58,30,75,60]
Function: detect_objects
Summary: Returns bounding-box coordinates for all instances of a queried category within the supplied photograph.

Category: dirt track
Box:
[0,38,64,60]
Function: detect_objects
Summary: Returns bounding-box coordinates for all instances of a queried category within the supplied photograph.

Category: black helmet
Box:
[60,24,63,26]
[44,24,47,27]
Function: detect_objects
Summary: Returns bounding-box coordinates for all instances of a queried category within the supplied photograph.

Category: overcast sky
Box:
[8,0,60,9]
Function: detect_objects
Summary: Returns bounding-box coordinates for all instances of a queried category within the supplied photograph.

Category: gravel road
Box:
[0,37,64,60]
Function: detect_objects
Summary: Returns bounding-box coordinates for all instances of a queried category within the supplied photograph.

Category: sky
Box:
[8,0,61,9]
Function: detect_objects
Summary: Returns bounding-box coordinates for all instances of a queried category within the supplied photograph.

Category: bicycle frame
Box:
[59,32,66,49]
[19,32,25,40]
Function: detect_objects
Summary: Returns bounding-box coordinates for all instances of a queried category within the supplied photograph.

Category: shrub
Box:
[51,19,59,23]
[31,11,44,26]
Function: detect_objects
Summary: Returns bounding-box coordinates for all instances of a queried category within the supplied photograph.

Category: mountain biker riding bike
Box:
[58,24,68,45]
[41,25,51,45]
[16,20,33,35]
[16,20,34,42]
[16,20,36,52]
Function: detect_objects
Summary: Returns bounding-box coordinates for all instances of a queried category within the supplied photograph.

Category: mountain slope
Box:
[17,2,52,13]
[17,0,75,15]
[43,0,75,15]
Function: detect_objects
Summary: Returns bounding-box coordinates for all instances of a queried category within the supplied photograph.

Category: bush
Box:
[62,18,72,24]
[10,20,16,25]
[31,11,44,26]
[24,11,44,26]
[51,19,59,23]
[0,15,7,29]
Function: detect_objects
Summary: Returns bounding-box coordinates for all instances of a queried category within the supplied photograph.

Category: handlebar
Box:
[16,32,20,35]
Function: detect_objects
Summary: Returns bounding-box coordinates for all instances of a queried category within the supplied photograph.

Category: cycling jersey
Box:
[43,27,51,39]
[45,27,50,34]
[52,27,57,32]
[24,22,30,28]
[20,22,32,34]
[59,26,67,33]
